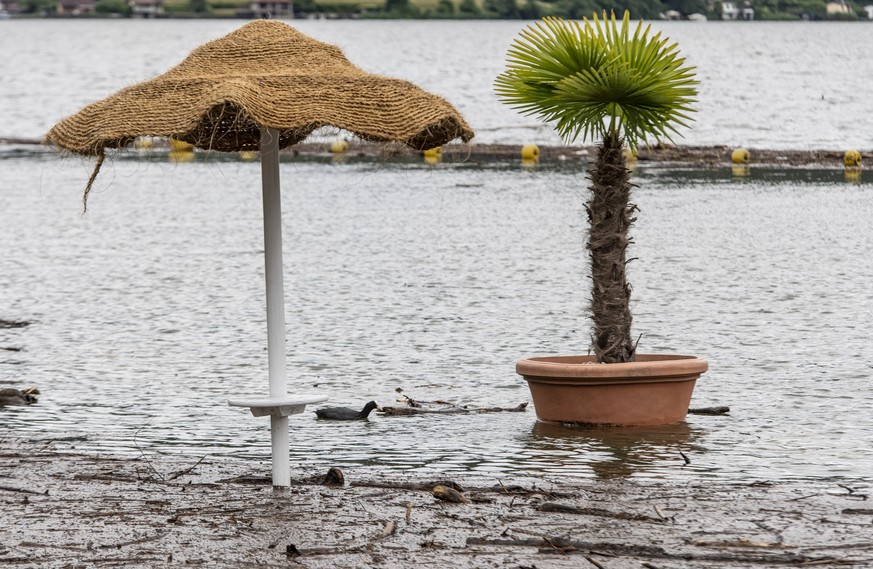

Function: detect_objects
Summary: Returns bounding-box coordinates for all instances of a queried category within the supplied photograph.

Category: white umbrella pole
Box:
[228,128,324,486]
[260,126,290,487]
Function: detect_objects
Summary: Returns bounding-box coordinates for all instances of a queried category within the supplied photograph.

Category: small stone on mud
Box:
[323,467,344,486]
[433,484,471,504]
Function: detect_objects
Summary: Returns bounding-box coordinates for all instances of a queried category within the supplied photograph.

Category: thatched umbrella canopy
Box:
[48,20,473,197]
[46,20,473,488]
[47,19,473,154]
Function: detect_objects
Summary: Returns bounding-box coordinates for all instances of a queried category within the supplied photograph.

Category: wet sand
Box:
[1,439,870,568]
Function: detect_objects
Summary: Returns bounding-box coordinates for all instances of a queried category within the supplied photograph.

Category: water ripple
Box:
[2,156,872,483]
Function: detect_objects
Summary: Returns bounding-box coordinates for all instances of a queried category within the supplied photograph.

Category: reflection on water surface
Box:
[524,421,702,479]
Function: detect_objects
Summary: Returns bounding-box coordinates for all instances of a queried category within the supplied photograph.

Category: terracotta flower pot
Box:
[516,354,708,426]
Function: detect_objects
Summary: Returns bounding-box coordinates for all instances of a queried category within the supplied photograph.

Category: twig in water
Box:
[542,536,577,554]
[653,505,671,521]
[0,485,43,495]
[585,556,607,569]
[837,484,868,500]
[133,423,165,483]
[787,493,820,502]
[538,502,661,522]
[168,455,206,480]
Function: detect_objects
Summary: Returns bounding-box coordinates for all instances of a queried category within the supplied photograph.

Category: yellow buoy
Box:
[521,143,540,161]
[134,137,154,150]
[731,148,750,164]
[169,150,195,164]
[240,150,258,161]
[168,137,194,152]
[330,140,349,154]
[423,147,442,164]
[843,150,862,168]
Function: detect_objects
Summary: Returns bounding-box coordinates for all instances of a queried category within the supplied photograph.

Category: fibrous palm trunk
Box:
[587,134,637,363]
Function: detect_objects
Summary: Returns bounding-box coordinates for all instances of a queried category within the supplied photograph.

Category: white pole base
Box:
[228,395,328,488]
[271,415,289,487]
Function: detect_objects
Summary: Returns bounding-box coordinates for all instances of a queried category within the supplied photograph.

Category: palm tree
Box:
[495,11,697,364]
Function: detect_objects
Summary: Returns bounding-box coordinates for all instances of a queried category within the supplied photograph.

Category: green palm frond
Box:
[494,11,698,149]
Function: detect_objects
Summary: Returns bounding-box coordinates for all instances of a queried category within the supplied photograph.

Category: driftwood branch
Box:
[350,479,465,492]
[688,406,730,415]
[381,402,528,416]
[537,502,662,522]
[586,556,608,569]
[465,536,834,565]
[0,484,43,495]
[168,455,206,480]
[0,319,31,329]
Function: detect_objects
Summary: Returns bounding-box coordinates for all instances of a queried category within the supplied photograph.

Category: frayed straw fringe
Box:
[82,150,104,214]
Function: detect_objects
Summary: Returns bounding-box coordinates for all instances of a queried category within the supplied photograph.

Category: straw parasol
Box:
[47,20,473,488]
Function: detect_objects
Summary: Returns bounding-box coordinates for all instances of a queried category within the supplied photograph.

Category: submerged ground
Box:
[1,440,871,568]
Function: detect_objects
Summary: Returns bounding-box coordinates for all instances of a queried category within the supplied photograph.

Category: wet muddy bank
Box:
[1,441,870,568]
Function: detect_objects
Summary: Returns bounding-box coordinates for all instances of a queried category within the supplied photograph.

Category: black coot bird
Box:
[0,387,39,406]
[315,401,379,420]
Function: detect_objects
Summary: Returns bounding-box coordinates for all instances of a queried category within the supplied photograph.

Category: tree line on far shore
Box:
[372,0,871,21]
[12,0,872,21]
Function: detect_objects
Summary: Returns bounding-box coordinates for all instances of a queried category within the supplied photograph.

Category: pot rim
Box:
[516,354,708,380]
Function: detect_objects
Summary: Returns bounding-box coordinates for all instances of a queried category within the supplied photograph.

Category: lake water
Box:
[1,19,872,482]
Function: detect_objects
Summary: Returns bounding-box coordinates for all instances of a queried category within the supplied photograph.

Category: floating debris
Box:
[381,395,527,417]
[688,406,730,415]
